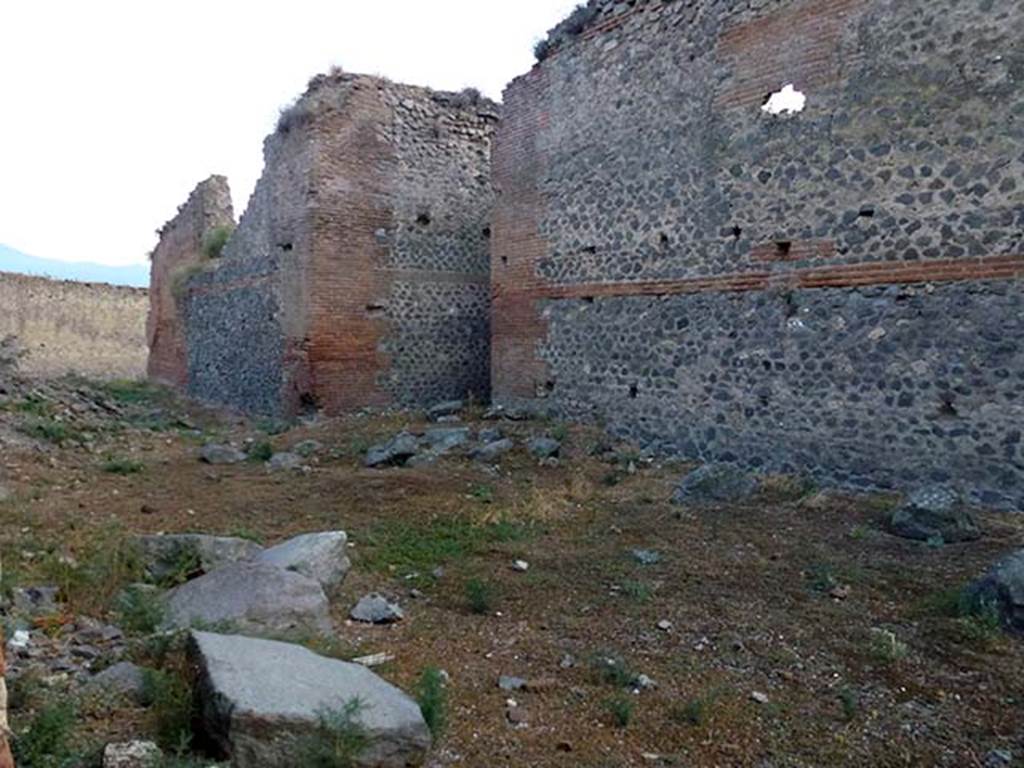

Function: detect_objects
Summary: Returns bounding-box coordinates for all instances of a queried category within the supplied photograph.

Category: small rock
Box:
[751,691,770,705]
[498,675,527,691]
[267,452,304,472]
[968,547,1024,632]
[470,438,514,462]
[512,560,529,572]
[423,427,471,453]
[631,549,662,566]
[672,463,759,505]
[292,440,323,458]
[8,629,30,650]
[559,653,576,669]
[86,662,148,705]
[506,706,528,727]
[478,427,503,444]
[102,740,162,768]
[527,437,561,459]
[886,485,982,543]
[365,432,419,468]
[427,400,464,421]
[984,749,1014,768]
[199,443,247,465]
[11,585,61,616]
[657,620,673,632]
[634,674,657,691]
[350,593,404,624]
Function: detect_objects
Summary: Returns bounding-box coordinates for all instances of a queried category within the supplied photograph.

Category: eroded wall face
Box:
[147,177,234,388]
[184,134,314,417]
[181,74,495,417]
[493,0,1024,507]
[0,272,147,380]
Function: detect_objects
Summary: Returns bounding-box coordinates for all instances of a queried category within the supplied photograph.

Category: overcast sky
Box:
[0,0,579,267]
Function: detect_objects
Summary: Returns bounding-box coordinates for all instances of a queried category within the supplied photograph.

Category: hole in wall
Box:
[938,393,959,419]
[416,213,432,226]
[658,232,670,247]
[365,302,387,317]
[761,84,807,116]
[482,226,492,239]
[629,384,639,399]
[279,242,293,252]
[500,255,508,265]
[775,241,793,258]
[859,206,876,218]
[582,245,597,255]
[731,225,743,239]
[544,380,556,393]
[581,296,595,304]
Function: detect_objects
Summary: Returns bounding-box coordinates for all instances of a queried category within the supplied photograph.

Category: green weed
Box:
[465,578,494,615]
[103,457,145,475]
[298,698,371,768]
[604,695,634,728]
[12,702,77,767]
[248,441,274,462]
[117,584,167,634]
[201,225,234,260]
[142,668,195,752]
[415,667,448,740]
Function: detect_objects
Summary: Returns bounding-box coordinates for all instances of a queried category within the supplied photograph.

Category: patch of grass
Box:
[868,629,908,664]
[471,484,495,504]
[40,525,145,616]
[621,580,652,603]
[671,691,719,727]
[201,225,234,260]
[604,695,634,728]
[12,701,77,767]
[103,457,145,475]
[11,394,54,417]
[153,545,202,590]
[247,441,274,463]
[117,584,166,634]
[256,418,289,436]
[591,653,639,688]
[465,578,494,615]
[362,516,532,576]
[228,526,264,544]
[142,667,195,752]
[839,687,859,722]
[20,417,80,445]
[920,586,1004,646]
[99,379,165,405]
[298,698,371,768]
[760,474,817,502]
[806,563,839,593]
[415,667,448,740]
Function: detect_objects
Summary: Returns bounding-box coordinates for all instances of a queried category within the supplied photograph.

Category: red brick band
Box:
[524,255,1024,301]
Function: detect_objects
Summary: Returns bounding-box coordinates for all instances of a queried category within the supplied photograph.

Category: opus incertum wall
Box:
[492,0,1024,508]
[153,72,497,417]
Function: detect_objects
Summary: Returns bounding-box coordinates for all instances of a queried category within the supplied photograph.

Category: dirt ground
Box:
[1,378,1022,767]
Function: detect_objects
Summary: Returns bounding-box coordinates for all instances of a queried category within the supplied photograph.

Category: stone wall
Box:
[493,0,1024,509]
[172,72,496,416]
[0,272,147,380]
[147,176,234,388]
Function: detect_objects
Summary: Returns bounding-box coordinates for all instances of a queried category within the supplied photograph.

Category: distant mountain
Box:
[0,244,149,288]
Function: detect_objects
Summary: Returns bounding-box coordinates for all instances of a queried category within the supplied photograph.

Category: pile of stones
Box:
[5,530,432,767]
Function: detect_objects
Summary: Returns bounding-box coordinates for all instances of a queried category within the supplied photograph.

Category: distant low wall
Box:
[0,271,148,380]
